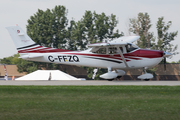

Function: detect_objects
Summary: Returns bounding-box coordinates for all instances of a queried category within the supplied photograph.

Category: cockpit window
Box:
[126,43,139,53]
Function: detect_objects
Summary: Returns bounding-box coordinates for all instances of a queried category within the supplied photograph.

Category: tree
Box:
[70,20,86,50]
[66,20,77,50]
[0,54,22,65]
[26,5,70,71]
[171,60,180,63]
[0,57,12,64]
[69,11,123,50]
[153,17,178,55]
[0,54,39,74]
[81,11,95,44]
[27,5,68,48]
[129,12,154,48]
[94,12,122,42]
[17,60,38,74]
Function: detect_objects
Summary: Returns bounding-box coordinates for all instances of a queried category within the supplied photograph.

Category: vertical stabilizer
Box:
[6,25,71,54]
[6,26,38,51]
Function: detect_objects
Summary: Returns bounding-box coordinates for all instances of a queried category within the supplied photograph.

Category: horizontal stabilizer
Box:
[19,55,43,59]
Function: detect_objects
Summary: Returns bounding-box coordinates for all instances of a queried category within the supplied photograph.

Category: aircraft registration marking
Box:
[48,55,79,62]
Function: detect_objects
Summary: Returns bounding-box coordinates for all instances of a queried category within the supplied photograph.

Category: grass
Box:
[0,86,180,120]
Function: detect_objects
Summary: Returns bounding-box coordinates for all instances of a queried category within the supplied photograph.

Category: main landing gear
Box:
[100,67,125,81]
[137,67,153,81]
[100,67,153,81]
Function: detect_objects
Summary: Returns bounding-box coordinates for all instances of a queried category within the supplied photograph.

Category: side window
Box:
[126,44,131,53]
[119,47,123,53]
[95,48,106,54]
[108,47,118,54]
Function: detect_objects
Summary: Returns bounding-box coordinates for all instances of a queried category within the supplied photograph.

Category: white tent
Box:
[16,70,81,80]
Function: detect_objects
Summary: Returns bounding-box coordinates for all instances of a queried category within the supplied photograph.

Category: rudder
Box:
[6,26,39,52]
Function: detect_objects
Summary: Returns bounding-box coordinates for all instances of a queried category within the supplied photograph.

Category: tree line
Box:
[0,5,178,79]
[129,13,178,55]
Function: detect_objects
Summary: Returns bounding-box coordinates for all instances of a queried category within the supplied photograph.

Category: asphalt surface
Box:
[0,80,180,86]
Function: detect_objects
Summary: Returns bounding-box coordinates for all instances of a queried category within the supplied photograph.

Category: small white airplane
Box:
[6,25,172,81]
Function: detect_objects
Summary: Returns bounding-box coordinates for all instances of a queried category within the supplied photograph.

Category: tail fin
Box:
[6,26,40,53]
[6,25,71,54]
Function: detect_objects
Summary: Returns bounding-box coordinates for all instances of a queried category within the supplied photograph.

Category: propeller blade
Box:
[163,50,172,73]
[164,57,166,73]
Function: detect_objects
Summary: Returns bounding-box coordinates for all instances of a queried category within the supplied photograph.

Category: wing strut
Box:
[117,47,129,68]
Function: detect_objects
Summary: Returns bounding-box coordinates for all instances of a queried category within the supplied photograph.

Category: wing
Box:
[109,35,140,43]
[87,42,127,47]
[87,36,140,47]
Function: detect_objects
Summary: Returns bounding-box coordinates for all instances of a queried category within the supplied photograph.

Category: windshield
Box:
[126,43,139,53]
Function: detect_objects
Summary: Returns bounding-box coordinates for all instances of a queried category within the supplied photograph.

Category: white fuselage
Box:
[23,48,163,70]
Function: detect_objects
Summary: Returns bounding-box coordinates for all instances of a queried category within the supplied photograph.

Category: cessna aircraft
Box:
[6,25,172,80]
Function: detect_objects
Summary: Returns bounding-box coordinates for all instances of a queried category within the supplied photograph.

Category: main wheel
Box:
[116,76,122,79]
[144,79,150,81]
[107,79,114,81]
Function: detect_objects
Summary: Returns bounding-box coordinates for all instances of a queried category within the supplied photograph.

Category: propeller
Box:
[163,49,172,73]
[164,56,166,73]
[164,48,166,73]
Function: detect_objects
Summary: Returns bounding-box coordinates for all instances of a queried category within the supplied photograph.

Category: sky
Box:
[0,0,180,62]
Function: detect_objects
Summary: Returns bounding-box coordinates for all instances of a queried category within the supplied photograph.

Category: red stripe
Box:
[18,47,71,53]
[18,46,42,52]
[123,49,163,58]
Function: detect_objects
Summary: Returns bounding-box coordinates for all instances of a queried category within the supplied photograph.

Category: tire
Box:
[116,76,122,79]
[107,79,114,81]
[144,79,150,81]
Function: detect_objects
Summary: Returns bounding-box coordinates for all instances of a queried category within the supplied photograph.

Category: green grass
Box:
[0,86,180,120]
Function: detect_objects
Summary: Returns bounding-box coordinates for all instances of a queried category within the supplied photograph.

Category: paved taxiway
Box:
[0,80,179,86]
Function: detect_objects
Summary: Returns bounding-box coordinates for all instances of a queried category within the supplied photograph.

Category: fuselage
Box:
[20,48,164,70]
